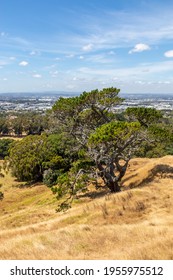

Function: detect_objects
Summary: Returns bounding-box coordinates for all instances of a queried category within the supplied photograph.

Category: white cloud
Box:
[82,43,93,51]
[19,61,28,66]
[164,50,173,58]
[33,74,42,78]
[129,43,151,54]
[79,55,84,60]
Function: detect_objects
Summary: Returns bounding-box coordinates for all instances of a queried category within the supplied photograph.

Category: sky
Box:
[1,0,173,94]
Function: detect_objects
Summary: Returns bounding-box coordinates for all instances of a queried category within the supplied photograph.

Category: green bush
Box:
[0,139,15,159]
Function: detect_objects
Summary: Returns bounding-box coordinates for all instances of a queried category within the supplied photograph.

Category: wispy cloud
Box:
[78,60,173,79]
[70,9,173,54]
[85,54,113,64]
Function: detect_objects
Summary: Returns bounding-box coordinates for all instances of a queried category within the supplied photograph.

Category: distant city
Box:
[0,92,173,112]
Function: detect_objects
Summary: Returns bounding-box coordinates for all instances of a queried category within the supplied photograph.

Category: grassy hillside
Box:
[0,156,173,259]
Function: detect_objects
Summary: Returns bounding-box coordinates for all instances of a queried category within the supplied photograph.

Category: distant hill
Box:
[0,91,80,100]
[0,91,173,99]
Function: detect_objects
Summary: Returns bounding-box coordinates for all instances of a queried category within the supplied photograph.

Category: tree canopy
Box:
[50,87,171,209]
[6,87,173,210]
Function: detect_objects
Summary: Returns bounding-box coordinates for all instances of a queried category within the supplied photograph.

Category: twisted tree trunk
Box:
[96,161,121,192]
[107,180,121,192]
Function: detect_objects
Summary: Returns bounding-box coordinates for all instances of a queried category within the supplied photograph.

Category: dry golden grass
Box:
[0,136,23,141]
[0,156,173,260]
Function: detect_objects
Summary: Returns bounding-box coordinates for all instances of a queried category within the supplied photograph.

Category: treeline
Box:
[1,88,173,210]
[0,112,49,136]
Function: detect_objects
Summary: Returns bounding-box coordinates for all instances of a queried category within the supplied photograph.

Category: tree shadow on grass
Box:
[76,188,109,200]
[14,181,43,189]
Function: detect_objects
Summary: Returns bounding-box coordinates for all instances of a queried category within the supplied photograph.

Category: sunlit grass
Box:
[0,156,173,259]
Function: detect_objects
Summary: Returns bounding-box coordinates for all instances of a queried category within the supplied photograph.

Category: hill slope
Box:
[0,156,173,259]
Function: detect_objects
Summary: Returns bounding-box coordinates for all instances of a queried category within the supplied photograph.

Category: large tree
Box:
[50,87,167,209]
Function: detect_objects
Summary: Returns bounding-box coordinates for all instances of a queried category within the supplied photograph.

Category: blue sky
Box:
[1,0,173,94]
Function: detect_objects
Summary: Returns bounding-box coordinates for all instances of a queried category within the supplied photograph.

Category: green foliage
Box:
[46,133,78,162]
[7,132,78,184]
[8,135,46,181]
[0,112,49,136]
[0,118,9,135]
[88,121,141,145]
[11,117,23,136]
[50,88,173,205]
[148,124,173,141]
[129,117,173,158]
[43,169,61,187]
[53,87,123,115]
[52,87,123,136]
[6,87,173,210]
[0,139,15,159]
[134,142,167,158]
[7,134,66,182]
[52,167,90,212]
[126,107,163,127]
